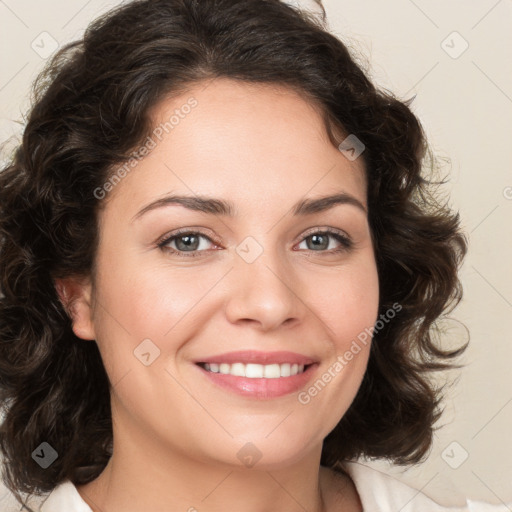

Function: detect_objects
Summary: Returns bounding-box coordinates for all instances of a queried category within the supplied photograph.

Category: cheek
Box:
[304,255,380,349]
[90,248,227,385]
[94,247,213,339]
[297,256,379,428]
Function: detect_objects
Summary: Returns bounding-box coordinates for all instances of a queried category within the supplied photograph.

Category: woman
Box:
[0,0,476,510]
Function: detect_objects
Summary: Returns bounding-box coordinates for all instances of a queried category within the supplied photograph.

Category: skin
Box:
[58,77,379,512]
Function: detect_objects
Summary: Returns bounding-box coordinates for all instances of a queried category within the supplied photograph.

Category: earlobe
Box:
[54,276,96,341]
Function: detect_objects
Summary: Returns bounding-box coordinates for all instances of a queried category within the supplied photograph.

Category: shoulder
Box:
[339,462,512,511]
[38,480,92,512]
[0,480,93,512]
[337,461,470,512]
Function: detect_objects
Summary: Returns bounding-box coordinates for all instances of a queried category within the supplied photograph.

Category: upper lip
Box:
[194,350,318,366]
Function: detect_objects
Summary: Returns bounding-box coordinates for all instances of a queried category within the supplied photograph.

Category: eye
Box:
[157,229,217,258]
[295,229,353,254]
[156,228,353,258]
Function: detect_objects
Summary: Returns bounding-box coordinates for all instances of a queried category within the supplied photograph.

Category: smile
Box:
[198,362,308,378]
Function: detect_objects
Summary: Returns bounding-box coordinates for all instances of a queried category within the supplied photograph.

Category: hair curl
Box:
[0,0,468,508]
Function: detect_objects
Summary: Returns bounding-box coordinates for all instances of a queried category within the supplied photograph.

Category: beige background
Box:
[0,0,511,507]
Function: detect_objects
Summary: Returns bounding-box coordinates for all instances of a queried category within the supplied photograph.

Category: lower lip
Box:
[195,363,319,399]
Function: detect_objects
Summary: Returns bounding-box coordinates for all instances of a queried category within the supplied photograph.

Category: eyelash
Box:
[156,228,353,258]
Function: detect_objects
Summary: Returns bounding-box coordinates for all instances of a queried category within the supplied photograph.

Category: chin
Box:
[216,437,319,472]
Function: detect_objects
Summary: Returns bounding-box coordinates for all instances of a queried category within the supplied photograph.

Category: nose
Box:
[224,241,305,331]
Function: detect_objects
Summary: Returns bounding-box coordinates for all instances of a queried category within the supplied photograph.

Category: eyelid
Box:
[297,225,350,243]
[155,227,220,248]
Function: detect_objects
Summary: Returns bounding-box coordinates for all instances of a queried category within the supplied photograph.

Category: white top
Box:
[1,461,508,511]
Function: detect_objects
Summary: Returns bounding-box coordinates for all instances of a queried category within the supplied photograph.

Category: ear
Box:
[54,276,96,340]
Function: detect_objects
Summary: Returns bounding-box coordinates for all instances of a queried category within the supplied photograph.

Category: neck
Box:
[75,396,360,512]
[78,455,327,512]
[77,449,331,512]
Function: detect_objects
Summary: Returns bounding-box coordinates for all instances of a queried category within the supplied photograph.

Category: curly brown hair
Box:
[0,0,468,508]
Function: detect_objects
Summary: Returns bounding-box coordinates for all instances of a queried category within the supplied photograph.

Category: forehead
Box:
[103,78,367,215]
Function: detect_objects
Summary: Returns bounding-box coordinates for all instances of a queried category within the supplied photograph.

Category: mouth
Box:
[192,350,319,399]
[196,361,314,378]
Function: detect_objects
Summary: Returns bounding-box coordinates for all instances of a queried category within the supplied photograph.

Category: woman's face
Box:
[71,78,379,470]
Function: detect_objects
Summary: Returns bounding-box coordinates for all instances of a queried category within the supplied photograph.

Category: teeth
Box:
[231,363,245,377]
[203,362,305,378]
[246,363,263,378]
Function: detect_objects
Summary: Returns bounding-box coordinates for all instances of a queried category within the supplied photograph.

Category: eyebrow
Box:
[131,191,367,222]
